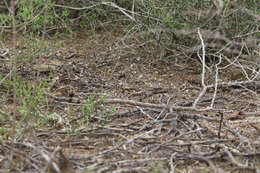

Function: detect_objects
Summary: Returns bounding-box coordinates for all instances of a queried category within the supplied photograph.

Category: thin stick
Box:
[218,111,224,139]
[193,29,208,109]
[11,0,17,117]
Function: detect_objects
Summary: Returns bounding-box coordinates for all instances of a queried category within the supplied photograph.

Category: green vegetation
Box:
[79,93,114,126]
[15,79,49,121]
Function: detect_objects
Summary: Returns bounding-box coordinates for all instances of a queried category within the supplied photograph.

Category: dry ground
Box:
[0,27,259,173]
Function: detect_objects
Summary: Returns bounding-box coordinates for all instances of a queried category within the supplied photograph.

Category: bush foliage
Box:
[0,0,259,65]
